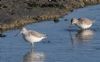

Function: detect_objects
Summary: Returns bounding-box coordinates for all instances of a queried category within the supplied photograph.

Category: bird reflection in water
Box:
[75,29,94,42]
[23,49,45,62]
[68,29,94,47]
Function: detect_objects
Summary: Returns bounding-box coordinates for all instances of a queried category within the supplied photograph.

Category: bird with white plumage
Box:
[20,27,47,47]
[71,17,94,30]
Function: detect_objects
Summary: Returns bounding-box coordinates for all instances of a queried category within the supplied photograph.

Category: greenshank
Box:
[20,27,47,46]
[71,18,94,29]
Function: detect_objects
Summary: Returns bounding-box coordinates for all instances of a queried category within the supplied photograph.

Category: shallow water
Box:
[0,5,100,62]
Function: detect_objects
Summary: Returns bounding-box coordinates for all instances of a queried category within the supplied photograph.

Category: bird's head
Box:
[20,27,27,34]
[71,18,78,25]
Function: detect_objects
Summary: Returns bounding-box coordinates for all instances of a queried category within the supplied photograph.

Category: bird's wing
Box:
[78,18,93,25]
[29,30,46,38]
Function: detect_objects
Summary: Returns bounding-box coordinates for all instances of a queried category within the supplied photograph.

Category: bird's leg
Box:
[31,43,34,49]
[31,46,34,52]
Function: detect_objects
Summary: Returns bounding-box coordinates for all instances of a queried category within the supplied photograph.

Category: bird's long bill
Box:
[67,23,72,29]
[14,31,21,37]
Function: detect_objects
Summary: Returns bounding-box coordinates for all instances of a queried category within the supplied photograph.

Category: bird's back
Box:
[78,18,93,25]
[28,30,46,38]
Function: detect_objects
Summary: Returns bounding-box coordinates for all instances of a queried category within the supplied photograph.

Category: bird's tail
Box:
[92,20,95,23]
[43,34,47,39]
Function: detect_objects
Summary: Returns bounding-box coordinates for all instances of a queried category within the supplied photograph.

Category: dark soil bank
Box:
[0,0,100,31]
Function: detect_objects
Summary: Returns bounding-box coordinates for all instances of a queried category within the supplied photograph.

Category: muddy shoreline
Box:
[0,0,100,32]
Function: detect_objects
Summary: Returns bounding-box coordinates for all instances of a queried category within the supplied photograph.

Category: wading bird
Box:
[71,18,94,30]
[20,27,47,47]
